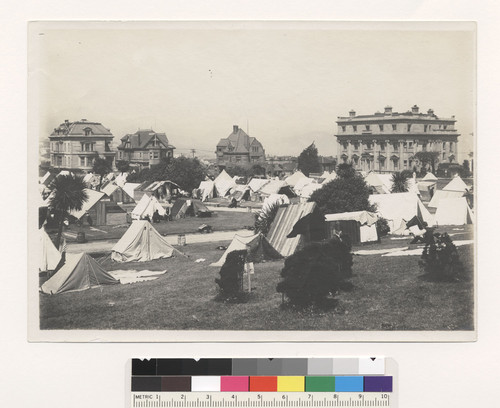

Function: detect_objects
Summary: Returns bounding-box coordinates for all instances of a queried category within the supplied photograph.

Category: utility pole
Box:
[191,149,196,158]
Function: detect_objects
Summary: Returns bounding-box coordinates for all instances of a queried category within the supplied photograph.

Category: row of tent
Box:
[197,169,337,203]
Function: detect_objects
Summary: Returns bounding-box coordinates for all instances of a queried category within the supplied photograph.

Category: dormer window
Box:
[84,127,92,136]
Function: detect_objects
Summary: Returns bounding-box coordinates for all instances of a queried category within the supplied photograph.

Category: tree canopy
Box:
[116,160,130,173]
[49,174,88,248]
[390,172,409,193]
[297,143,321,176]
[414,151,440,173]
[92,156,113,190]
[309,163,375,214]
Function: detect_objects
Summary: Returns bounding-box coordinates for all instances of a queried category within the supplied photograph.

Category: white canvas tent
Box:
[428,190,464,208]
[247,178,270,192]
[320,171,337,184]
[443,175,469,193]
[422,172,438,181]
[300,183,323,200]
[111,220,176,262]
[214,170,236,197]
[210,232,282,267]
[369,192,435,233]
[69,189,105,220]
[115,172,129,187]
[122,183,141,202]
[101,181,119,197]
[40,252,119,294]
[435,197,474,226]
[293,177,316,195]
[259,180,288,196]
[39,228,62,272]
[131,194,166,220]
[325,211,379,243]
[365,172,392,194]
[285,171,307,187]
[198,180,215,201]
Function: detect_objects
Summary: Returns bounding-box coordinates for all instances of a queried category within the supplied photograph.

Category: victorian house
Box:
[216,125,266,168]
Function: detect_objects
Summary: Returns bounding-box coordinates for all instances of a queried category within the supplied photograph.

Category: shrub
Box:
[376,217,390,238]
[418,232,465,282]
[215,250,246,301]
[276,238,353,307]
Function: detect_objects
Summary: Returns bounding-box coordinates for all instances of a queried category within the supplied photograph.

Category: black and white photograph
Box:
[28,21,476,341]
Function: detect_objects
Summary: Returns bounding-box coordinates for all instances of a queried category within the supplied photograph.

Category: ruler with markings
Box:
[128,358,397,408]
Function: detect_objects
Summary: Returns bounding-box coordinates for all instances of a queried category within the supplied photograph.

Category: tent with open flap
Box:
[369,192,435,233]
[210,232,282,267]
[40,252,118,294]
[39,227,62,272]
[111,220,178,262]
[325,211,379,244]
[131,194,166,220]
[214,170,236,197]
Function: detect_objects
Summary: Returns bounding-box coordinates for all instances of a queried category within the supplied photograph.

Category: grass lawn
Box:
[39,225,474,331]
[54,210,256,242]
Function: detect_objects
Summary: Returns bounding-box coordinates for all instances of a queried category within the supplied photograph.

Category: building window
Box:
[449,142,454,152]
[443,125,448,130]
[403,142,407,148]
[236,156,241,162]
[353,142,359,150]
[119,151,123,159]
[84,128,92,136]
[154,152,159,159]
[409,142,413,148]
[422,143,427,151]
[342,142,348,150]
[379,124,384,131]
[365,125,370,131]
[380,143,385,151]
[424,124,428,132]
[407,124,411,132]
[80,157,85,167]
[443,152,446,160]
[392,124,397,131]
[81,142,93,152]
[341,125,346,132]
[353,125,357,132]
[393,142,398,151]
[404,160,408,168]
[366,142,372,149]
[442,142,446,149]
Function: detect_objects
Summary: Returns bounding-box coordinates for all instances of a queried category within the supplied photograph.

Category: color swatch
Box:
[131,358,392,393]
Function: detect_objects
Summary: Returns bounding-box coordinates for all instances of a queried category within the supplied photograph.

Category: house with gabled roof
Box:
[48,119,115,171]
[215,125,266,168]
[116,129,175,169]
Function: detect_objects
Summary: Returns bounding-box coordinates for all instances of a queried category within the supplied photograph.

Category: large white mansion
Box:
[335,105,459,172]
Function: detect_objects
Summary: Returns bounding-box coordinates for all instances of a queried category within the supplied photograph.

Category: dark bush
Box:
[215,250,246,301]
[376,217,390,238]
[418,232,465,282]
[276,238,353,307]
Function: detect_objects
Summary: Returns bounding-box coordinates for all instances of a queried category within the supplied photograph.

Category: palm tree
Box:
[49,174,89,248]
[391,171,408,193]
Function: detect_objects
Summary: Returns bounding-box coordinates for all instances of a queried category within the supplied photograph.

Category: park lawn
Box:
[57,210,256,242]
[39,235,474,331]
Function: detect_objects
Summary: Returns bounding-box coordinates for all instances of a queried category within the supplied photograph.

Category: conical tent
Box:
[214,170,236,196]
[111,220,176,262]
[285,171,307,187]
[422,172,438,181]
[198,180,215,201]
[39,227,62,272]
[131,194,166,220]
[40,253,118,294]
[210,232,282,267]
[443,175,469,192]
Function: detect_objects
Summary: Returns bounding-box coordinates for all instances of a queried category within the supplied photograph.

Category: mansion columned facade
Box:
[335,106,459,172]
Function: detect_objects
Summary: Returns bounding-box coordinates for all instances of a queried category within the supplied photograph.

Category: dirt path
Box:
[66,229,252,254]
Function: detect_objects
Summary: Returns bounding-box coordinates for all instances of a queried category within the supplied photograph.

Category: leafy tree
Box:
[154,156,205,192]
[116,160,130,174]
[297,143,321,176]
[225,165,251,181]
[414,151,440,174]
[92,156,112,190]
[250,164,266,177]
[310,164,375,215]
[276,239,353,307]
[391,172,409,193]
[49,175,89,248]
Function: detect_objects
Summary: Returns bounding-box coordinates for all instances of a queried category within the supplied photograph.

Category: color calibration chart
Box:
[130,358,397,407]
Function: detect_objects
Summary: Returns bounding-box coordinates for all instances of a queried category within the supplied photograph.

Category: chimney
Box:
[427,108,434,116]
[65,119,69,124]
[412,105,419,114]
[233,125,239,133]
[384,106,393,115]
[349,109,356,117]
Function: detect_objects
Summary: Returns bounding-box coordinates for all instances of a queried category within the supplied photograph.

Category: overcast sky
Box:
[32,22,475,161]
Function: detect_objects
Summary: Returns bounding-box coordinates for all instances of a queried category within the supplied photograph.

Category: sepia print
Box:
[28,21,476,341]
